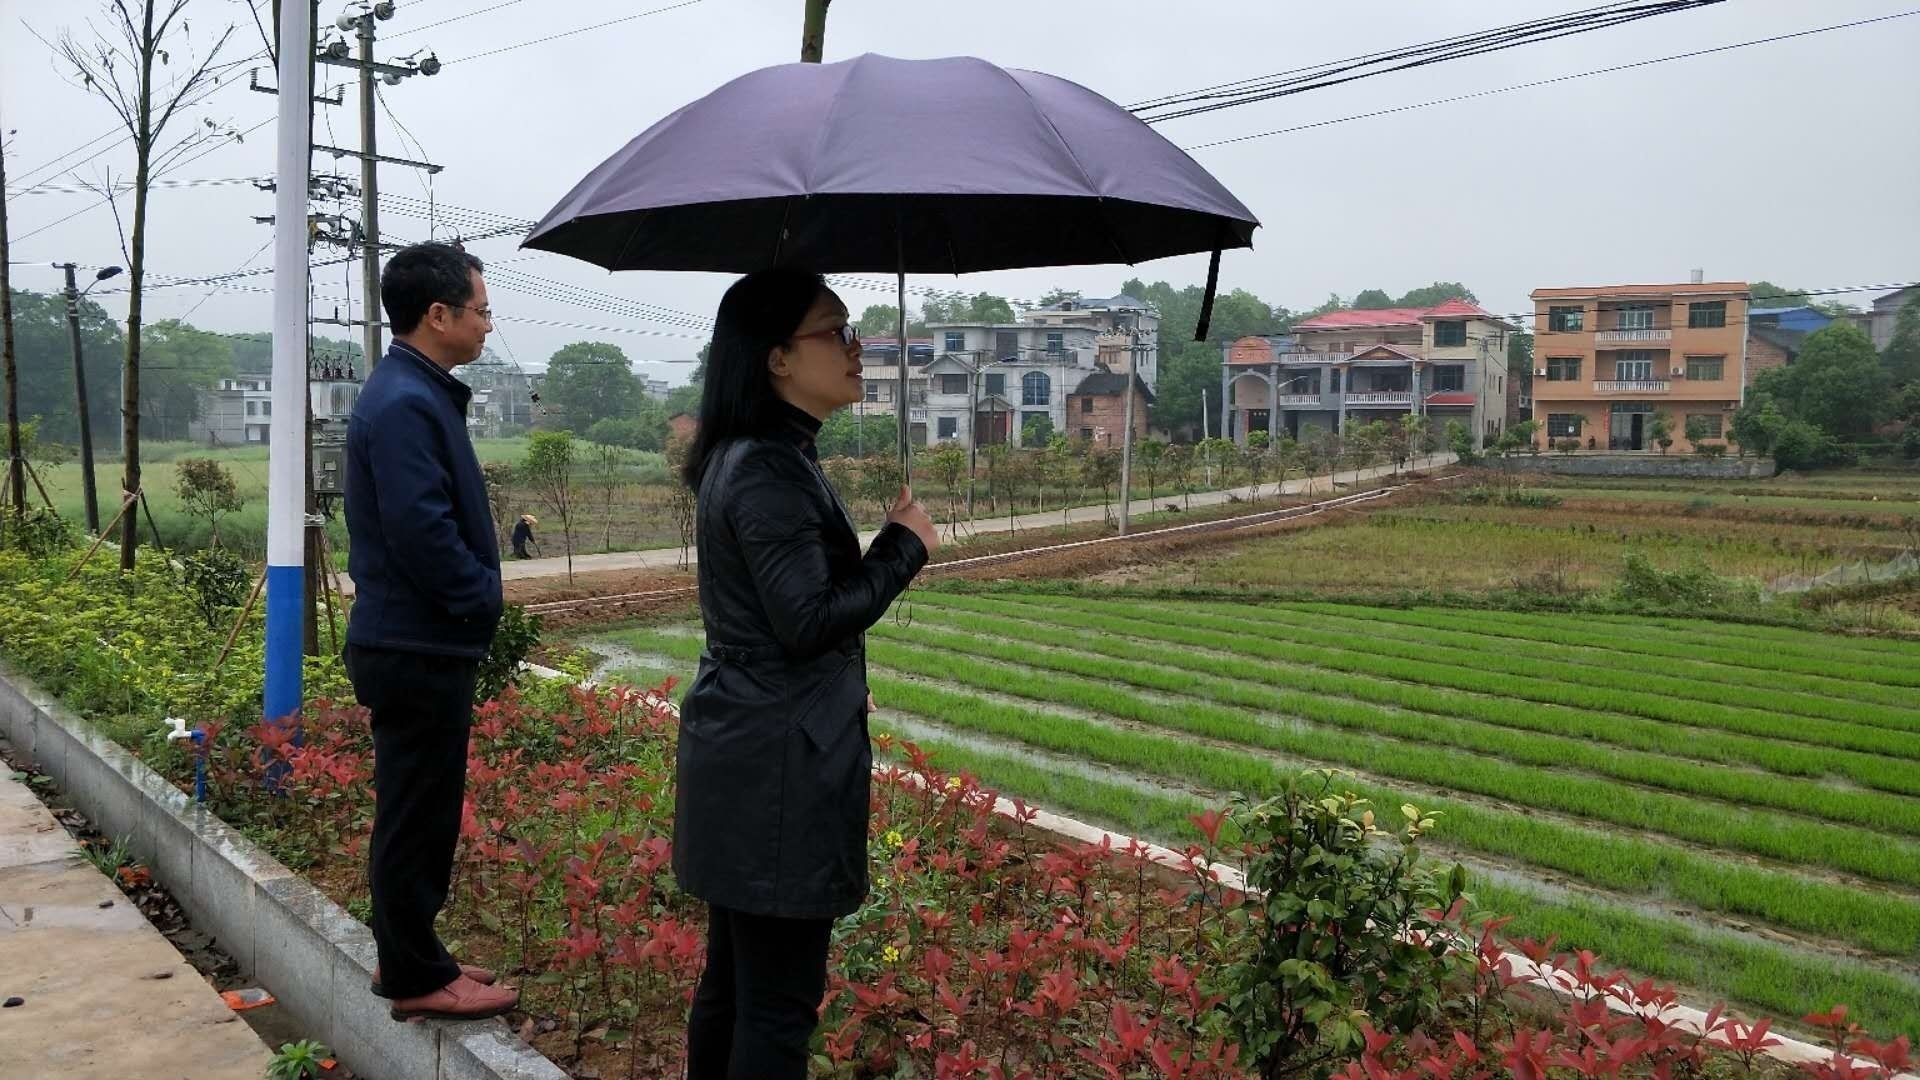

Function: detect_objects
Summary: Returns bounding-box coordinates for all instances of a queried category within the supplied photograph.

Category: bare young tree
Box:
[55,0,235,569]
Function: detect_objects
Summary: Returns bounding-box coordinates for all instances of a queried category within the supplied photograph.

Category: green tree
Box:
[1396,282,1478,307]
[1162,442,1195,509]
[174,457,242,547]
[1772,420,1853,472]
[1137,437,1167,508]
[1445,419,1476,464]
[1729,398,1787,459]
[522,431,578,582]
[1021,412,1055,448]
[543,342,643,433]
[140,320,234,442]
[1753,321,1889,437]
[3,288,123,444]
[1038,288,1081,307]
[1649,411,1674,455]
[1351,289,1395,310]
[817,409,898,459]
[1748,281,1861,318]
[967,292,1016,324]
[1684,414,1714,448]
[856,304,927,339]
[1882,296,1920,388]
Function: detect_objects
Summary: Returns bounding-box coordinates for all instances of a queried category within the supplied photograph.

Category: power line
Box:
[1134,1,1728,124]
[384,0,531,38]
[442,0,706,66]
[1184,8,1920,151]
[10,176,265,197]
[10,117,273,245]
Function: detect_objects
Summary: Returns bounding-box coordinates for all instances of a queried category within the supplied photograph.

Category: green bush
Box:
[1772,421,1856,472]
[1614,551,1758,609]
[0,508,76,559]
[476,602,543,704]
[1222,770,1465,1075]
[178,547,250,628]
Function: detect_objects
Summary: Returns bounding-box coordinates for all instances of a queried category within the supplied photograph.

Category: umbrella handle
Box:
[896,226,912,486]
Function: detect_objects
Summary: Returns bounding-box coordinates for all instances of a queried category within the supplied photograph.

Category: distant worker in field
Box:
[511,513,538,559]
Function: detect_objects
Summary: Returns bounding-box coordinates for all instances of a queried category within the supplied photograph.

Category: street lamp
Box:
[55,263,124,534]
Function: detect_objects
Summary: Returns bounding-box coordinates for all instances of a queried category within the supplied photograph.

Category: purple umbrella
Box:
[524,53,1259,466]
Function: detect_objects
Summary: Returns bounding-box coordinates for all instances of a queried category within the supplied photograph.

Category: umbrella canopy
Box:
[523,53,1259,282]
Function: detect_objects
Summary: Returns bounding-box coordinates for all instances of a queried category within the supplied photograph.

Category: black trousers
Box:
[686,904,833,1080]
[344,644,478,1000]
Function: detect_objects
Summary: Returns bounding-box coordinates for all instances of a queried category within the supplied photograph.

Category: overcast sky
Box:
[5,0,1917,384]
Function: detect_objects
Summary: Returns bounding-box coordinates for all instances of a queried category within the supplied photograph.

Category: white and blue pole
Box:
[264,0,313,735]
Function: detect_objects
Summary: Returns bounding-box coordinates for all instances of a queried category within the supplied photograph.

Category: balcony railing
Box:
[1593,380,1670,394]
[909,406,928,423]
[1594,328,1672,345]
[1276,394,1322,406]
[1277,350,1358,365]
[1345,391,1415,406]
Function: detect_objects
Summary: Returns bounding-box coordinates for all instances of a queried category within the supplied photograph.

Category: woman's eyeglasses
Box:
[791,323,859,348]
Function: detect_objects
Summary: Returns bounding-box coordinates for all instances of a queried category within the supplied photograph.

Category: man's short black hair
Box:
[381,242,485,335]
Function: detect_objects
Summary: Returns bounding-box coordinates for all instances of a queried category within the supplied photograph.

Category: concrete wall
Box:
[0,666,566,1080]
[1499,453,1775,478]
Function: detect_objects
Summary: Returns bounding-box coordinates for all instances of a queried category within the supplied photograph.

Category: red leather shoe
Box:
[388,974,519,1022]
[371,962,496,998]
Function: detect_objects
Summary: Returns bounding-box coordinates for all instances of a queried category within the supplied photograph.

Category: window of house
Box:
[1547,414,1582,438]
[937,416,958,439]
[910,385,927,405]
[940,373,968,395]
[1432,365,1465,392]
[1546,357,1581,381]
[1615,351,1655,381]
[944,331,966,353]
[865,380,881,402]
[1046,332,1065,357]
[1330,369,1342,394]
[1081,397,1095,413]
[1433,321,1467,347]
[1688,413,1725,438]
[246,401,258,416]
[1685,356,1724,381]
[985,373,1005,396]
[1615,305,1655,330]
[1022,371,1050,406]
[1687,301,1726,329]
[1079,427,1094,441]
[262,401,272,417]
[1548,306,1584,332]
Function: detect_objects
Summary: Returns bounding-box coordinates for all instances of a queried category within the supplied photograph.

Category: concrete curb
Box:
[0,664,567,1080]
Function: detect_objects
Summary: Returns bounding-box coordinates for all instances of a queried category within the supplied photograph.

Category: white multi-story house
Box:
[1020,293,1161,392]
[1221,299,1517,450]
[918,322,1101,447]
[190,373,277,444]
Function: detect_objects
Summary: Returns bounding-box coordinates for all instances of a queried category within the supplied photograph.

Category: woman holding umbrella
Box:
[672,267,939,1078]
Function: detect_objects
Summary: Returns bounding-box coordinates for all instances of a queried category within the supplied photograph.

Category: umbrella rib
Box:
[999,66,1133,266]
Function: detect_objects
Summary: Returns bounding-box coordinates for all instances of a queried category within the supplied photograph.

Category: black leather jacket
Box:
[671,414,928,919]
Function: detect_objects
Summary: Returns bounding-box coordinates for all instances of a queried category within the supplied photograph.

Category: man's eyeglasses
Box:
[791,323,858,348]
[445,303,495,322]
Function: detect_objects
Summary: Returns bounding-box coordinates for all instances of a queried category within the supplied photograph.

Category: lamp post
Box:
[55,263,123,534]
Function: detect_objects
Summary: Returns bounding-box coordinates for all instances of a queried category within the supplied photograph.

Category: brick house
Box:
[1745,325,1807,389]
[667,412,698,444]
[1065,370,1153,448]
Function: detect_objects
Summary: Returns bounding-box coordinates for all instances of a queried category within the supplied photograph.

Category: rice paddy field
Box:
[598,593,1920,1038]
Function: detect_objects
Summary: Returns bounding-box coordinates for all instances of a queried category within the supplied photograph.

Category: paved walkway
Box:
[0,763,269,1080]
[341,455,1453,593]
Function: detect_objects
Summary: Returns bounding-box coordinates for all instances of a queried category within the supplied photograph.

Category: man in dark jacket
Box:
[343,243,518,1022]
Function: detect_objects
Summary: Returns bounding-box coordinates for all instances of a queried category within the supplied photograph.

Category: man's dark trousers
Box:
[686,904,833,1080]
[345,644,479,1000]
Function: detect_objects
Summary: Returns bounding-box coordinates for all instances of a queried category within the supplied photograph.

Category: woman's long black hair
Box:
[679,267,829,490]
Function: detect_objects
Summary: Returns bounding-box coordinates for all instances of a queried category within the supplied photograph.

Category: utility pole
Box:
[57,263,124,534]
[356,12,381,368]
[1117,333,1139,536]
[1,108,22,523]
[313,2,441,371]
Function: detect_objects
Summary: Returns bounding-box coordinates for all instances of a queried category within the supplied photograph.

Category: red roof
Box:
[1424,392,1476,406]
[1294,298,1503,331]
[1293,307,1427,330]
[1420,298,1500,320]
